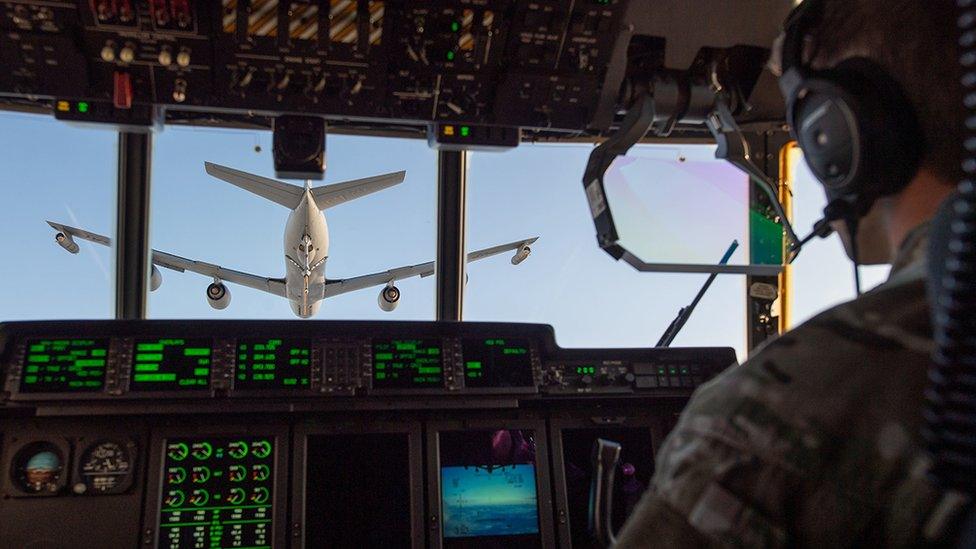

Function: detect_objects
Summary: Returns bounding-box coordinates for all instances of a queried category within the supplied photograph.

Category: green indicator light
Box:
[28,354,50,363]
[283,378,298,385]
[135,373,177,382]
[184,347,211,357]
[134,364,160,372]
[29,344,44,352]
[91,349,107,357]
[451,21,460,32]
[375,372,386,380]
[446,50,455,61]
[137,343,163,351]
[193,368,209,376]
[23,375,37,383]
[460,126,470,137]
[418,367,441,374]
[466,361,482,370]
[136,353,163,361]
[77,101,89,113]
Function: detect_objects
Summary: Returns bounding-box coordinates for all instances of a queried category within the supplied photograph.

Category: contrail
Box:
[64,204,111,282]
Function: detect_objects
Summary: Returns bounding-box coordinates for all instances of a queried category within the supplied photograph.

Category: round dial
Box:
[13,443,64,494]
[79,440,134,494]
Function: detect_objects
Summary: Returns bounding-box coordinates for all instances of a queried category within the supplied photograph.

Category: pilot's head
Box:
[772,0,962,264]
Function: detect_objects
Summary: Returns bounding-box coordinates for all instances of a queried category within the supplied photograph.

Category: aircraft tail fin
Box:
[310,170,406,209]
[204,162,304,209]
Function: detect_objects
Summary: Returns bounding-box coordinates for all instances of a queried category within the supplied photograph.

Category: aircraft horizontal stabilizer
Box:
[204,162,304,209]
[311,171,406,209]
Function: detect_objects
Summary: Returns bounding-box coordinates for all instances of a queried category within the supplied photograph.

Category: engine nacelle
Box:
[55,232,79,254]
[378,285,400,312]
[150,265,162,292]
[511,244,531,265]
[206,282,231,310]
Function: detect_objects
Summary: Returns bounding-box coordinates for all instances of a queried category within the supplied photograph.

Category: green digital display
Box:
[235,338,311,390]
[158,436,275,549]
[371,339,443,389]
[19,338,109,393]
[462,338,534,388]
[130,338,211,392]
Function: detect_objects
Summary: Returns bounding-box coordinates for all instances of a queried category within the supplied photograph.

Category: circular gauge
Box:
[167,467,187,484]
[251,440,272,459]
[166,442,189,462]
[190,441,213,461]
[228,465,246,482]
[189,488,210,507]
[227,487,247,505]
[11,442,65,495]
[251,464,270,482]
[251,486,270,504]
[228,440,249,460]
[191,465,211,484]
[78,440,135,495]
[163,489,185,508]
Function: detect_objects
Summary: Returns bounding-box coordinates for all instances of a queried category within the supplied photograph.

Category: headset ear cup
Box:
[791,79,861,197]
[790,57,924,203]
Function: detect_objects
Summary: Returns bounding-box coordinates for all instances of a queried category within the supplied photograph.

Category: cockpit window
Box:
[0,112,117,320]
[147,126,437,320]
[464,143,750,359]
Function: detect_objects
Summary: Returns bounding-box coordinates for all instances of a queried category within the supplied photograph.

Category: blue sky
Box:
[0,112,883,361]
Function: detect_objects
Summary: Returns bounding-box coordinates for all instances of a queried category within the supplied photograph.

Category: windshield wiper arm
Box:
[656,240,740,347]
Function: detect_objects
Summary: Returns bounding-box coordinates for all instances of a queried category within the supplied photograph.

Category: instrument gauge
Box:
[11,442,66,495]
[76,439,136,495]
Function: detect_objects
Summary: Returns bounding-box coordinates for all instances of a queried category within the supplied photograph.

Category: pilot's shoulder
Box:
[683,277,931,441]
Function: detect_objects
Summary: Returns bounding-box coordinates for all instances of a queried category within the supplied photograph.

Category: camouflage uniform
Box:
[615,223,945,548]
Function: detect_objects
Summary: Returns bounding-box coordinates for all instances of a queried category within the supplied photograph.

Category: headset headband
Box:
[779,0,825,95]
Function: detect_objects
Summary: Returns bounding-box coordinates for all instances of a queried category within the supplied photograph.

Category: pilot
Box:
[615,0,964,546]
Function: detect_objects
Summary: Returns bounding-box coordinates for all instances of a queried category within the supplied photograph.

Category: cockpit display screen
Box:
[19,338,109,393]
[157,436,275,549]
[234,338,312,390]
[461,339,534,388]
[371,339,443,389]
[441,464,540,539]
[129,338,211,391]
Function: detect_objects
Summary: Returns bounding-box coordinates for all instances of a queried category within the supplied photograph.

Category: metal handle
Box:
[589,438,622,547]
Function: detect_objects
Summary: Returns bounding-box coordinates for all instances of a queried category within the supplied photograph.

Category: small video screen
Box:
[438,429,541,548]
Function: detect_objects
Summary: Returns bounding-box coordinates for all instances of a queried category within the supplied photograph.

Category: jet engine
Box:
[55,232,79,254]
[511,244,531,265]
[206,282,231,310]
[150,265,162,292]
[378,285,400,312]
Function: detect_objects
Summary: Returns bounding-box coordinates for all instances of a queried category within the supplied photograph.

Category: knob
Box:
[100,44,116,62]
[172,79,187,103]
[158,48,173,66]
[623,373,636,384]
[176,49,191,67]
[119,44,135,63]
[580,375,593,386]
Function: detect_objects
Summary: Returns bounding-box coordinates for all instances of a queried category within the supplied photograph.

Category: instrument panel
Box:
[0,0,630,134]
[1,320,735,405]
[0,321,736,547]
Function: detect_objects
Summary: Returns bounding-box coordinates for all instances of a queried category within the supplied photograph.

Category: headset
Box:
[779,0,925,290]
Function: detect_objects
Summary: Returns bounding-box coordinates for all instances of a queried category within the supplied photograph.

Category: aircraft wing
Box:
[47,221,287,298]
[323,237,538,298]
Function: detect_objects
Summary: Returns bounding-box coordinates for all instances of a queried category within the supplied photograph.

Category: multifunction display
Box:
[157,437,275,549]
[19,338,110,393]
[234,338,311,390]
[371,339,444,389]
[130,338,212,391]
[462,339,534,388]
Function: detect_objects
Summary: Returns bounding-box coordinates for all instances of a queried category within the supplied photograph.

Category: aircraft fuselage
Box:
[284,188,329,318]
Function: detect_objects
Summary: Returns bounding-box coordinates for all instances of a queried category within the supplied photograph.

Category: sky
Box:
[0,112,884,361]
